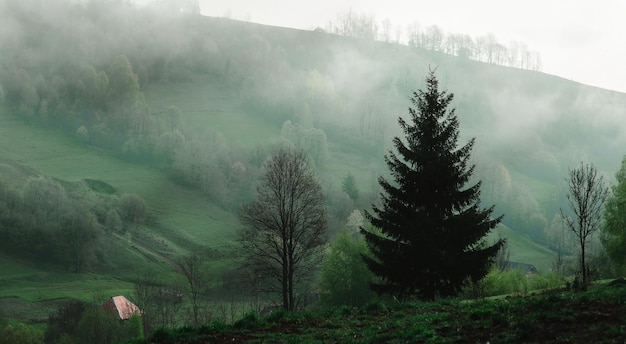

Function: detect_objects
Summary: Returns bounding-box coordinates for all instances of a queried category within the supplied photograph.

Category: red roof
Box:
[100,295,141,320]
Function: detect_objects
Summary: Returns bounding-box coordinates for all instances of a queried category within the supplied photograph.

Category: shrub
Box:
[105,209,123,232]
[120,193,147,224]
[530,272,565,291]
[125,313,144,341]
[320,228,375,307]
[265,309,287,323]
[75,307,123,344]
[76,125,89,143]
[233,313,259,330]
[480,269,529,296]
[0,323,42,344]
[44,300,88,343]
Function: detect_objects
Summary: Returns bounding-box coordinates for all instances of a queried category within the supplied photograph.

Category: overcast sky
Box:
[198,0,626,93]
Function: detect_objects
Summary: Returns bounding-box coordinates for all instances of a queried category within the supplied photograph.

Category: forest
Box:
[2,0,626,343]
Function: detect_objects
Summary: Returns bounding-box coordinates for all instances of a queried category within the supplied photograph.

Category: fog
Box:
[2,0,626,335]
[199,0,626,94]
[1,0,625,250]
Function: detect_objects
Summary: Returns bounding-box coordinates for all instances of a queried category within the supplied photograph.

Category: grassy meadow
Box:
[0,80,561,328]
[144,75,280,147]
[488,225,557,273]
[0,107,238,307]
[0,107,239,249]
[0,61,562,311]
[7,6,626,340]
[136,281,626,343]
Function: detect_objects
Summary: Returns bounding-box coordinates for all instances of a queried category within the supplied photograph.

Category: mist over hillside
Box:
[1,0,626,329]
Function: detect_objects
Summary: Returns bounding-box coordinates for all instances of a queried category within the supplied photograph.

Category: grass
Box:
[488,224,557,272]
[143,75,280,147]
[0,97,558,326]
[84,178,117,194]
[0,110,238,250]
[0,254,134,302]
[0,110,241,317]
[0,28,567,331]
[144,63,560,278]
[0,254,137,323]
[138,281,626,343]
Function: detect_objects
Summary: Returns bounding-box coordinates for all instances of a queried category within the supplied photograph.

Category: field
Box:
[0,19,571,329]
[143,75,280,147]
[0,107,240,319]
[138,281,626,343]
[0,67,560,322]
[0,109,239,248]
[488,225,557,273]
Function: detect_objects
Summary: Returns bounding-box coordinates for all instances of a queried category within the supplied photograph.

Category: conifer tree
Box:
[361,71,503,300]
[341,172,359,201]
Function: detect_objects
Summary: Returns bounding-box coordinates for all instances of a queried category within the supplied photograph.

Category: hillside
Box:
[1,0,626,329]
[140,15,626,243]
[136,15,626,244]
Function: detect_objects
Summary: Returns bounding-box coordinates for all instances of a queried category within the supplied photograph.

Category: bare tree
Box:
[422,25,444,51]
[380,18,392,42]
[179,251,207,327]
[560,162,609,287]
[239,148,327,311]
[134,273,183,331]
[329,10,378,40]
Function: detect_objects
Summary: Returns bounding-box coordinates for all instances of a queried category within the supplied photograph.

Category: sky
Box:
[198,0,626,93]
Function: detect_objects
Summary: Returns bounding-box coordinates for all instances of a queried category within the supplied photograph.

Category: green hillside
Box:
[1,0,625,331]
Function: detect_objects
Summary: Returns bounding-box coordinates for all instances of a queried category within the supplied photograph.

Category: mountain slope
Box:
[2,4,625,319]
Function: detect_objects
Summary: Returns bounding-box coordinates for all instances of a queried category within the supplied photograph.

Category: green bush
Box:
[265,309,287,323]
[125,313,144,341]
[149,327,174,342]
[120,193,147,224]
[0,323,42,344]
[479,269,565,297]
[75,307,123,344]
[320,228,375,306]
[480,269,529,296]
[44,300,88,344]
[75,125,89,143]
[530,272,565,291]
[233,313,259,330]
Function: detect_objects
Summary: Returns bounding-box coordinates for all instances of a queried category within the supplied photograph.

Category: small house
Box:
[100,295,141,320]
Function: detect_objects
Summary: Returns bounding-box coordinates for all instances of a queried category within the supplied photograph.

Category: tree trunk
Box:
[282,254,289,310]
[580,236,587,287]
[288,267,294,311]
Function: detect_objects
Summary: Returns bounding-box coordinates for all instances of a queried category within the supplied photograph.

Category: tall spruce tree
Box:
[361,71,503,300]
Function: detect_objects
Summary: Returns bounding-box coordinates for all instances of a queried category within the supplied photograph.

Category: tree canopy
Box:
[561,162,609,286]
[603,155,626,273]
[341,172,359,201]
[320,228,374,306]
[239,148,328,311]
[361,71,503,300]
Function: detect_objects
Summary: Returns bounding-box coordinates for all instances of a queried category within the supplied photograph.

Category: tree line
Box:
[0,0,336,211]
[0,174,148,272]
[325,9,542,71]
[238,70,626,313]
[235,71,502,309]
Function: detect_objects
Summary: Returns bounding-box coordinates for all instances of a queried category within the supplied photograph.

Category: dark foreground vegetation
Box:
[128,281,626,344]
